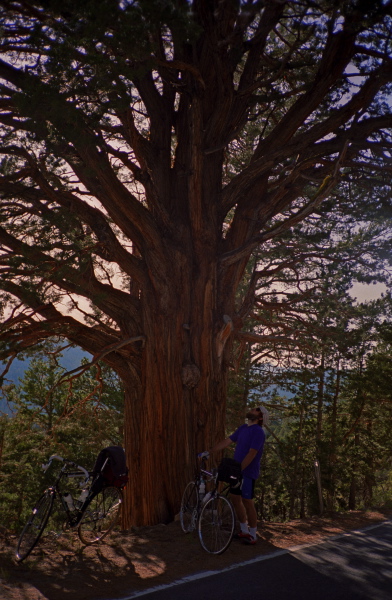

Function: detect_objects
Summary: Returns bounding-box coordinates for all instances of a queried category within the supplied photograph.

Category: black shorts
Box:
[229,476,255,499]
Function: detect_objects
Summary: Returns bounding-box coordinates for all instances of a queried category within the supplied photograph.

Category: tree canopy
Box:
[0,0,391,525]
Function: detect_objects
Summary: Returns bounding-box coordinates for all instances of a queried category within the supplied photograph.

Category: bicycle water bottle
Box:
[202,491,212,505]
[76,488,89,509]
[63,493,75,511]
[199,479,205,500]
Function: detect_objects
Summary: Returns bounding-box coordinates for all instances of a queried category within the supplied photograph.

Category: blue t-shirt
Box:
[230,424,265,479]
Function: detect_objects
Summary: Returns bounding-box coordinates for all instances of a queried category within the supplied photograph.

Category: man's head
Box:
[246,406,269,427]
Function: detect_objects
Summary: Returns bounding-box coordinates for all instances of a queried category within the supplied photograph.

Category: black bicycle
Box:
[180,457,236,554]
[15,454,123,562]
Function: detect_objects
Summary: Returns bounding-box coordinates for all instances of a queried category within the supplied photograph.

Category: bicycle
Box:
[15,454,123,562]
[180,456,236,555]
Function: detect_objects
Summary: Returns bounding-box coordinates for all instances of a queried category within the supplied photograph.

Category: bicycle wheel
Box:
[180,481,198,533]
[16,490,55,562]
[198,494,235,554]
[78,486,122,545]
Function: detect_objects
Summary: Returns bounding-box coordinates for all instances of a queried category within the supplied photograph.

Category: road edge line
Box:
[112,519,392,600]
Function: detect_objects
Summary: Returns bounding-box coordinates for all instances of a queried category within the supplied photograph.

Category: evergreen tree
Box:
[235,273,392,519]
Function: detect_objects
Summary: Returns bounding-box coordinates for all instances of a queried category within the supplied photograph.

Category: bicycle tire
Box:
[16,490,55,562]
[198,494,235,554]
[180,481,198,533]
[78,486,122,545]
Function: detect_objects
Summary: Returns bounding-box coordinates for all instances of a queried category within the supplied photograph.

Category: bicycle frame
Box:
[199,458,231,500]
[41,455,91,527]
[195,459,217,507]
[180,458,230,529]
[180,456,236,554]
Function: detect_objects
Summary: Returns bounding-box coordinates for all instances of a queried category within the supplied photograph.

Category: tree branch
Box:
[0,225,141,327]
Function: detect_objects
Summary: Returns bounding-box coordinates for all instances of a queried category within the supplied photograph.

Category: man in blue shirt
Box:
[200,406,268,545]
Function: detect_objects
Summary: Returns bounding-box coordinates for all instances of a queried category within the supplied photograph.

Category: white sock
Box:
[240,522,249,534]
[249,526,257,540]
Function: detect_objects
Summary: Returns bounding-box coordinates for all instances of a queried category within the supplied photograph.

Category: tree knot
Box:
[181,362,201,389]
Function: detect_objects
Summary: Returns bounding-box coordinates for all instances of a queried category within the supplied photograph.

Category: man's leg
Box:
[229,493,247,524]
[240,478,258,543]
[242,497,257,529]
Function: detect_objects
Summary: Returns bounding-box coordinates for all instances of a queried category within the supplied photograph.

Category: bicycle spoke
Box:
[198,495,234,554]
[180,482,199,533]
[16,491,54,562]
[78,486,122,545]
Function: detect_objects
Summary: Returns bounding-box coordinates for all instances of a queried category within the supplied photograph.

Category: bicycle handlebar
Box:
[42,454,90,485]
[42,454,64,471]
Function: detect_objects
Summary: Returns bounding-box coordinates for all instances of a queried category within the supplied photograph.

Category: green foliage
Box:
[228,279,392,521]
[0,341,124,531]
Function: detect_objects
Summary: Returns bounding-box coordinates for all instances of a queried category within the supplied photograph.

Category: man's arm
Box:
[210,438,233,453]
[241,448,258,471]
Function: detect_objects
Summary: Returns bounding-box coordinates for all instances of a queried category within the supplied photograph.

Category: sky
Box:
[350,282,388,303]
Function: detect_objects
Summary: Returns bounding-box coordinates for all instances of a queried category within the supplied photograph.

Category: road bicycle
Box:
[15,454,123,562]
[180,457,236,554]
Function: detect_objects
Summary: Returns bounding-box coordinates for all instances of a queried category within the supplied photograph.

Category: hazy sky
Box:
[350,282,388,303]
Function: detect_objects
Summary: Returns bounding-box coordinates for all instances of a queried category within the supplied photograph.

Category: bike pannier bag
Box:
[217,457,242,486]
[93,446,129,489]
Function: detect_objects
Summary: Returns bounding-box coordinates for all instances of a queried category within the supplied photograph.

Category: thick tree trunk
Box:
[122,320,229,526]
[122,246,231,526]
[120,140,236,526]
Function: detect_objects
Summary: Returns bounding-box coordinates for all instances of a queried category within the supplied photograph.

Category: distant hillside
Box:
[0,346,92,416]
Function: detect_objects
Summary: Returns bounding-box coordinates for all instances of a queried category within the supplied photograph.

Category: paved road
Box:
[119,520,392,600]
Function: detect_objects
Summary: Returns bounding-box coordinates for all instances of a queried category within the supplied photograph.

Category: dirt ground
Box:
[1,508,391,600]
